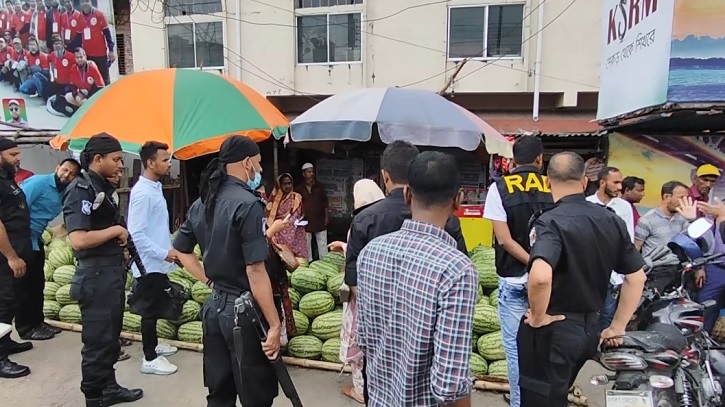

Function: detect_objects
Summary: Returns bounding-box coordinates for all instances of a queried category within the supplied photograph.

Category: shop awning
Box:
[476,112,603,137]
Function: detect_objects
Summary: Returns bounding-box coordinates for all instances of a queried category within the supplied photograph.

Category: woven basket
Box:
[712,317,725,342]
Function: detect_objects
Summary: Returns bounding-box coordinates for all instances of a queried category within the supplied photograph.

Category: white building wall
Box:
[129,0,600,106]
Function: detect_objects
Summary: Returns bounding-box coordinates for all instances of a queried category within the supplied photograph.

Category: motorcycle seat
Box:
[619,323,688,353]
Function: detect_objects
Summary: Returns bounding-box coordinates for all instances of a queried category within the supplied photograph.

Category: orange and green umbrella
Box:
[50,69,289,160]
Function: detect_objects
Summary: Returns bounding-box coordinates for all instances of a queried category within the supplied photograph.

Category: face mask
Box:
[247,171,261,190]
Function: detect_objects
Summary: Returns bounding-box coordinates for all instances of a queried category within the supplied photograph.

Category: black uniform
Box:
[493,165,554,278]
[517,193,644,407]
[173,178,277,407]
[62,170,126,399]
[0,167,32,358]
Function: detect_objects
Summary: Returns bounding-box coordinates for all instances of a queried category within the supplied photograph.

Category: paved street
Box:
[2,330,610,406]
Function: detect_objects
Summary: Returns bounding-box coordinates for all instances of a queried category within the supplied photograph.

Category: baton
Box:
[234,293,303,407]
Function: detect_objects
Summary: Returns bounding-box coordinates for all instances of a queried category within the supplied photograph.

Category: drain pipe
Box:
[532,0,545,122]
[236,0,242,80]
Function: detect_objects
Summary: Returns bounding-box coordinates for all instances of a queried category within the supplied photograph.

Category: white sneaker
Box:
[155,343,178,357]
[140,356,178,375]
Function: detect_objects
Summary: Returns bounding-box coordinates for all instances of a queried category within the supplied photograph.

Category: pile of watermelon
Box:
[42,230,206,344]
[469,245,507,379]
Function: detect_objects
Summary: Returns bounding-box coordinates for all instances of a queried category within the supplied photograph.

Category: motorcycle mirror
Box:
[688,218,713,239]
[702,299,718,310]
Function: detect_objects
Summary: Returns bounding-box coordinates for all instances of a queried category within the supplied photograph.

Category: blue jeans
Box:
[19,74,46,96]
[498,279,528,407]
[599,285,618,332]
[698,264,725,334]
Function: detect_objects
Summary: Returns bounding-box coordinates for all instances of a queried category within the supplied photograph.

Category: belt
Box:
[77,255,125,267]
[557,311,600,323]
[213,287,245,303]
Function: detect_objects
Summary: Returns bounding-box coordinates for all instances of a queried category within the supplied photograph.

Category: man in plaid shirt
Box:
[357,151,478,407]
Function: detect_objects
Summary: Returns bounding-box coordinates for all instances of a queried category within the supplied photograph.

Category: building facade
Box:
[130,0,599,106]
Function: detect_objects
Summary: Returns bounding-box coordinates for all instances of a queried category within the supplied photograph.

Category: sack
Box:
[272,240,299,272]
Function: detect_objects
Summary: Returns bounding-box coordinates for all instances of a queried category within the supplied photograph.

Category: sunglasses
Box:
[9,107,19,112]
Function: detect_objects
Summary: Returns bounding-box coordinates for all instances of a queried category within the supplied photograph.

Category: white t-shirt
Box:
[586,193,635,285]
[483,184,528,285]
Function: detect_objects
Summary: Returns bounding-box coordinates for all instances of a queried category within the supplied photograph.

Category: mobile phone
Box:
[283,213,291,222]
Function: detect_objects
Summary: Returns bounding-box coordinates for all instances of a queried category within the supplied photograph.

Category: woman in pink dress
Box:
[329,179,385,404]
[265,173,308,259]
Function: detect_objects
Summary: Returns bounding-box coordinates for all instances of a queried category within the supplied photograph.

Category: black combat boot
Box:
[85,397,103,407]
[102,384,143,406]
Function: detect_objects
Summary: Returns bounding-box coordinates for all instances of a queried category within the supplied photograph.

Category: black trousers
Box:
[16,245,46,336]
[133,273,172,361]
[70,258,126,399]
[517,312,600,407]
[87,55,111,86]
[0,261,20,358]
[202,290,278,407]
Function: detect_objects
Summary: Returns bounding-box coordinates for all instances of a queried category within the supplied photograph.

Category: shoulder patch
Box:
[75,182,89,190]
[81,200,92,215]
[529,226,537,246]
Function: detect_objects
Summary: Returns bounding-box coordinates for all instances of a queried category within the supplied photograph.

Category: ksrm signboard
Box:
[597,0,674,121]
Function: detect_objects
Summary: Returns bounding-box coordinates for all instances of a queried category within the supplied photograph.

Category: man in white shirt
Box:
[585,166,635,331]
[127,141,179,375]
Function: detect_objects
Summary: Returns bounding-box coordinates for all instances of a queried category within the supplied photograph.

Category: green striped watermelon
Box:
[47,246,74,269]
[290,268,327,294]
[288,287,301,309]
[322,251,345,267]
[310,310,343,340]
[59,304,82,324]
[326,273,344,303]
[52,265,76,285]
[477,285,484,302]
[321,338,342,363]
[157,320,178,340]
[287,335,323,359]
[55,284,77,306]
[487,360,508,377]
[43,300,61,320]
[42,229,52,245]
[298,291,335,319]
[169,275,193,300]
[292,310,309,336]
[178,321,203,343]
[472,304,500,334]
[192,281,212,304]
[44,282,61,300]
[470,352,489,375]
[47,237,70,252]
[478,331,505,361]
[489,289,499,307]
[125,272,133,290]
[175,301,201,324]
[44,262,54,281]
[472,333,480,353]
[309,261,338,280]
[123,312,142,333]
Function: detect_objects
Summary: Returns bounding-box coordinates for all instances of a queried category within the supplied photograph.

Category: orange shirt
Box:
[73,8,108,57]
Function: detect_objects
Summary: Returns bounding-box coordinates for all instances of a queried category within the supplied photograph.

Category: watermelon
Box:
[125,272,133,290]
[44,282,62,300]
[298,291,335,319]
[489,289,499,307]
[487,360,508,377]
[47,246,74,269]
[292,310,309,336]
[309,261,338,280]
[321,338,342,363]
[310,310,343,340]
[192,281,212,304]
[296,257,309,268]
[44,262,54,281]
[193,244,202,259]
[52,265,76,285]
[47,237,70,252]
[42,229,53,245]
[472,333,479,353]
[290,268,327,294]
[473,304,500,334]
[470,353,489,375]
[287,335,323,359]
[326,273,344,303]
[59,304,82,324]
[288,287,301,309]
[322,251,345,267]
[123,312,142,333]
[175,301,201,324]
[477,285,484,302]
[43,300,61,320]
[470,245,497,289]
[56,284,77,306]
[478,331,505,361]
[157,320,178,340]
[178,321,203,343]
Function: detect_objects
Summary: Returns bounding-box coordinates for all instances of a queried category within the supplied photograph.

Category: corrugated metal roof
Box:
[476,112,603,137]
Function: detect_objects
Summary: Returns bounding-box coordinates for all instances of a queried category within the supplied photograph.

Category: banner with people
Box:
[0,0,117,130]
[608,132,725,213]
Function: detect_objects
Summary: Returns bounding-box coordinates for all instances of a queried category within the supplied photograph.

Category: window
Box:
[297,13,361,64]
[167,22,224,69]
[448,4,524,60]
[166,0,222,17]
[115,33,128,75]
[296,0,362,8]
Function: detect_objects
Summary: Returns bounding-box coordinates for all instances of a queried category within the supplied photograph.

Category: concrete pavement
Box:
[1,330,610,406]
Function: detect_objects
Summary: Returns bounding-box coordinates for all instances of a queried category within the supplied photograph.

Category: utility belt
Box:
[77,255,125,268]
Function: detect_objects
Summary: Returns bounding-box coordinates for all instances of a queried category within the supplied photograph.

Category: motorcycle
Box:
[592,218,725,407]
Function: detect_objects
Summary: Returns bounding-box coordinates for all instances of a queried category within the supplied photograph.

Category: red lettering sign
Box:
[606,0,658,45]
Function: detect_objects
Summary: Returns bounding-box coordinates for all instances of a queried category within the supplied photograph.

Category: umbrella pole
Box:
[273,140,279,178]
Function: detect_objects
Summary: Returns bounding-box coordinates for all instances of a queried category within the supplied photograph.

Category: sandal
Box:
[342,383,365,404]
[503,393,511,405]
[120,338,132,347]
[117,350,130,362]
